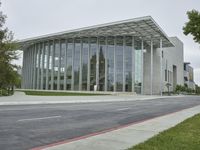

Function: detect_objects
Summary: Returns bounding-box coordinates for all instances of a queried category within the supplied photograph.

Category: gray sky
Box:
[1,0,200,85]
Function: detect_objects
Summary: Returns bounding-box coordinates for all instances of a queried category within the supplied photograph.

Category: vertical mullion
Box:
[37,44,40,90]
[104,37,108,92]
[160,38,163,96]
[132,37,135,93]
[96,37,99,91]
[141,40,144,95]
[45,41,50,90]
[33,44,36,89]
[57,40,61,90]
[71,38,75,91]
[87,38,90,91]
[150,39,153,95]
[64,39,67,90]
[51,40,55,90]
[113,36,116,92]
[79,39,83,91]
[123,36,125,92]
[41,43,45,90]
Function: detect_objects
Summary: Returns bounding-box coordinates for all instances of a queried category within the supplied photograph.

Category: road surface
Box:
[0,96,200,150]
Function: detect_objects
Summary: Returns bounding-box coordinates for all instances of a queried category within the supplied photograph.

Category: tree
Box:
[183,9,200,44]
[0,1,19,94]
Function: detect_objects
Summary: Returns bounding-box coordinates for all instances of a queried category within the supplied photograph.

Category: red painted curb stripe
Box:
[31,104,198,150]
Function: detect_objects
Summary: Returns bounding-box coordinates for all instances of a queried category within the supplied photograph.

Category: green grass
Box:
[22,90,108,96]
[129,114,200,150]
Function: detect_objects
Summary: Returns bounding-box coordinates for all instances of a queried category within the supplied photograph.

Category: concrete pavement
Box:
[0,91,184,105]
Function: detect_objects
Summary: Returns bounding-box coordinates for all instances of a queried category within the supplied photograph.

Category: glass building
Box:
[20,16,174,94]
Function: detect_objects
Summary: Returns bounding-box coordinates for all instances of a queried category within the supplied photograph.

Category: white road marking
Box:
[116,108,131,111]
[17,115,61,122]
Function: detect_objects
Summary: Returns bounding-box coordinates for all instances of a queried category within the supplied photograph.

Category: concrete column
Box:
[51,41,55,90]
[87,38,90,91]
[79,39,83,91]
[45,41,50,90]
[141,39,144,95]
[37,45,41,90]
[71,39,75,91]
[57,40,61,90]
[122,36,125,92]
[30,47,34,89]
[21,50,25,89]
[25,50,28,88]
[29,48,33,89]
[29,48,32,89]
[41,43,45,90]
[32,44,37,89]
[23,50,27,89]
[160,38,163,96]
[150,39,153,95]
[114,36,116,92]
[64,40,67,90]
[132,36,135,93]
[96,37,99,90]
[26,48,30,89]
[104,37,108,92]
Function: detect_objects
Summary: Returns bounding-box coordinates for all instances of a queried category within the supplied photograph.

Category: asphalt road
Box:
[0,96,200,150]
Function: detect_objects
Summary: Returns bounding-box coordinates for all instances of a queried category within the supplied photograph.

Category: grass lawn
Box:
[22,90,108,96]
[129,114,200,150]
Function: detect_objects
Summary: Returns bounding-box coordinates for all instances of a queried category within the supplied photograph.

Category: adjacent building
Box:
[20,16,185,95]
[184,62,195,89]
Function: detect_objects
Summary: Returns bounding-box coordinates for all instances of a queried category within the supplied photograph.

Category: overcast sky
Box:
[1,0,200,85]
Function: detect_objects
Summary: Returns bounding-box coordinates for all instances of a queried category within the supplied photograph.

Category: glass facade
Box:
[23,36,144,93]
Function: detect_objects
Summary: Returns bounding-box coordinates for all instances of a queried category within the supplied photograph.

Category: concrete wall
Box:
[162,37,184,92]
[143,37,184,95]
[143,45,161,95]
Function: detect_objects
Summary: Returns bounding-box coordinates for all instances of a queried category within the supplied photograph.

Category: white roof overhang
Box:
[18,16,174,49]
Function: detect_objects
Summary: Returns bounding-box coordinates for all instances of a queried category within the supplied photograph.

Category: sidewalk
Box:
[0,91,184,105]
[33,105,200,150]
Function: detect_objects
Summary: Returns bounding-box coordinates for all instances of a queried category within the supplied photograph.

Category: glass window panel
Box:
[53,41,59,90]
[134,38,142,94]
[60,40,66,90]
[125,36,132,92]
[48,41,53,89]
[90,37,97,91]
[115,36,123,92]
[107,37,114,91]
[99,37,106,91]
[74,38,81,91]
[42,43,47,89]
[66,39,73,90]
[82,38,89,91]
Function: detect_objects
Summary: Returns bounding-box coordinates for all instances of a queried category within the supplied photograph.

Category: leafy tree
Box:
[183,9,200,44]
[0,1,19,94]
